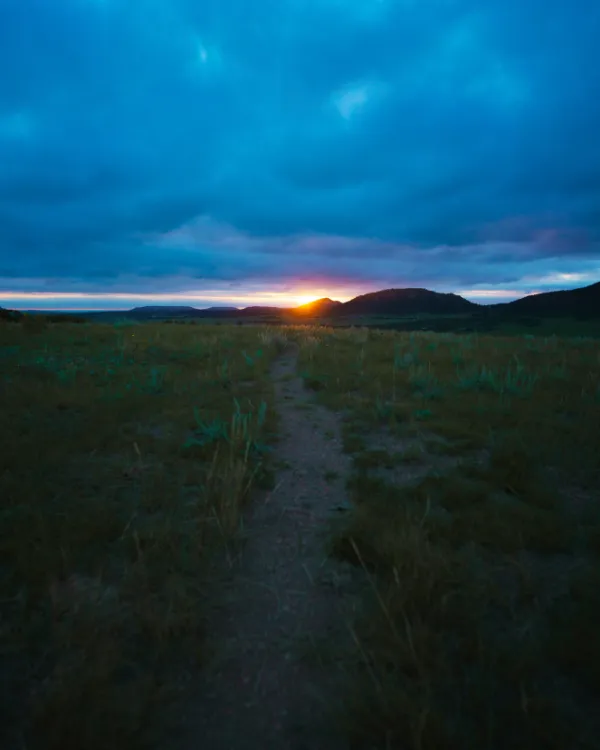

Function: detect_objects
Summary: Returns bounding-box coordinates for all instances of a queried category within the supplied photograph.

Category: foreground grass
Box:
[0,321,285,749]
[297,326,600,748]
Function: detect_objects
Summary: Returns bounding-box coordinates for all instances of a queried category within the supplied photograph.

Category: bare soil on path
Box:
[172,344,359,750]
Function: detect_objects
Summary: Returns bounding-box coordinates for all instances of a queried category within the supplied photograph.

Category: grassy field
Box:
[24,308,600,338]
[297,326,600,748]
[3,317,600,748]
[0,319,282,749]
[319,314,600,337]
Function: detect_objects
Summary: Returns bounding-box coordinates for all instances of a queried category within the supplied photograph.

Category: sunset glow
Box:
[0,286,359,311]
[292,292,332,306]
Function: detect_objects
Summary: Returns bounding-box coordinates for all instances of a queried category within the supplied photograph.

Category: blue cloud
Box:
[1,0,599,307]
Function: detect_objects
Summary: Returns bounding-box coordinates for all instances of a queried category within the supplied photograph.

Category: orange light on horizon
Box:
[294,294,320,306]
[0,286,360,309]
[290,287,357,306]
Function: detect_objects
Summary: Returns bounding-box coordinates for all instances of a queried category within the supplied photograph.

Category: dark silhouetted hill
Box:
[0,306,23,322]
[237,306,283,316]
[333,288,477,316]
[291,298,343,316]
[497,281,600,318]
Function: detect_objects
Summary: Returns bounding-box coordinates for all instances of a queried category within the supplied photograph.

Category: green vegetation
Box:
[0,322,281,748]
[297,325,600,749]
[3,317,600,748]
[298,327,599,484]
[341,313,600,337]
[15,304,600,338]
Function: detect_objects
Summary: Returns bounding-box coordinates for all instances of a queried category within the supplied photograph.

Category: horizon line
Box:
[2,278,596,312]
[0,286,541,311]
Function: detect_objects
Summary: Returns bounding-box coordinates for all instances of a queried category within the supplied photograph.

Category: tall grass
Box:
[0,322,279,749]
[296,324,600,749]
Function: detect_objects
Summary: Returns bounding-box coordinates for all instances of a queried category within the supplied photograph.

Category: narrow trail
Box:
[173,344,356,750]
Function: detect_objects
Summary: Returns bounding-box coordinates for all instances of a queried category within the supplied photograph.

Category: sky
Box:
[1,0,600,310]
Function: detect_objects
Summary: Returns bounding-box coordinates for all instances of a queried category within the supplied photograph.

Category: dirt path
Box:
[172,344,356,749]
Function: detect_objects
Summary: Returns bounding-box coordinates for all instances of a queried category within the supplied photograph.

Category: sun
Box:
[295,294,319,307]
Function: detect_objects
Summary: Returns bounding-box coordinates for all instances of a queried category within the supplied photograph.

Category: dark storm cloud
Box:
[1,0,599,305]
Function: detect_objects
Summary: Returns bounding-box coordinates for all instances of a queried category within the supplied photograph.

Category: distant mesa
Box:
[239,306,283,315]
[130,305,199,317]
[125,304,238,318]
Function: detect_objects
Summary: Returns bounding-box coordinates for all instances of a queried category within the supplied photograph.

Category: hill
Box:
[291,298,343,316]
[25,281,597,326]
[129,306,201,318]
[238,306,284,317]
[0,306,23,322]
[333,288,477,317]
[498,281,600,318]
